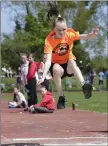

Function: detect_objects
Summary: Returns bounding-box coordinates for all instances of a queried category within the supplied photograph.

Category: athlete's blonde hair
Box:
[53,14,66,28]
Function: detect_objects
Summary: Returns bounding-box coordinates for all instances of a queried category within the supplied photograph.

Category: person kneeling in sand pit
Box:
[8,87,27,108]
[29,83,56,113]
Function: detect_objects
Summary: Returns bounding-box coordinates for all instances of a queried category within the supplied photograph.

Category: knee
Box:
[68,60,77,67]
[53,64,62,76]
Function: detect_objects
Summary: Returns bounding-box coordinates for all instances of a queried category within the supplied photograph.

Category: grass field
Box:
[1,76,108,113]
[1,75,107,92]
[1,91,107,113]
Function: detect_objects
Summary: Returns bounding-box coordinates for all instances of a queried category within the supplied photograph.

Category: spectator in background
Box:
[20,54,29,93]
[5,68,9,78]
[104,69,108,90]
[98,71,105,90]
[26,54,40,108]
[85,63,92,82]
[8,67,13,78]
[16,66,22,90]
[89,70,96,85]
[93,70,96,86]
[9,87,27,108]
[1,83,5,92]
[66,78,72,89]
[29,83,56,113]
[36,54,52,91]
[86,64,92,74]
[2,67,7,73]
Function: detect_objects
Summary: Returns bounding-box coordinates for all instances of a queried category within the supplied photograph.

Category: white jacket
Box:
[16,92,27,106]
[21,61,29,85]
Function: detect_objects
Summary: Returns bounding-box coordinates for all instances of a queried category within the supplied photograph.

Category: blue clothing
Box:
[104,70,108,78]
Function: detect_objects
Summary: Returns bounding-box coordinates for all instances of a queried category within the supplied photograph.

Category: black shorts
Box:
[50,62,74,79]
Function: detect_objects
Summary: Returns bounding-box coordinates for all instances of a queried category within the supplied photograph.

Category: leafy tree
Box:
[1,1,50,69]
[91,56,108,72]
[1,1,107,72]
[14,20,22,32]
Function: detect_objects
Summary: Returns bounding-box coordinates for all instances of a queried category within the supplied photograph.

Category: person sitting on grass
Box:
[29,83,56,113]
[8,87,27,108]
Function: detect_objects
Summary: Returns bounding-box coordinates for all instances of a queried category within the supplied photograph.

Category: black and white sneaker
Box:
[57,96,67,109]
[82,83,92,99]
[24,108,28,111]
[29,107,36,113]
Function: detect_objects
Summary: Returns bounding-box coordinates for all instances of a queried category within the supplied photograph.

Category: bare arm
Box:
[37,53,51,84]
[80,27,99,40]
[42,54,51,79]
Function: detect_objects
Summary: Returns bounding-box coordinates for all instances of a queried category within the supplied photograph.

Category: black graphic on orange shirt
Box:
[52,43,69,56]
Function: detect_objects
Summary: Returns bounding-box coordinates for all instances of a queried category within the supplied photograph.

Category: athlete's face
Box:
[55,22,67,38]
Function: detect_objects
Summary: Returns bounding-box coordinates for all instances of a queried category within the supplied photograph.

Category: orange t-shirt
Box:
[44,28,80,64]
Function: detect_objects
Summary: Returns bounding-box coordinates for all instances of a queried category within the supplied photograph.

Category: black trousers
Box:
[34,107,54,113]
[28,78,37,107]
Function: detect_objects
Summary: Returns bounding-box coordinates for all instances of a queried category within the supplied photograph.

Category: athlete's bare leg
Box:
[67,59,85,85]
[67,59,92,99]
[53,63,64,96]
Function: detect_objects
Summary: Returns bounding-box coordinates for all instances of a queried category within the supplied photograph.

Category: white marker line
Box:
[12,137,107,141]
[88,140,108,144]
[44,144,107,146]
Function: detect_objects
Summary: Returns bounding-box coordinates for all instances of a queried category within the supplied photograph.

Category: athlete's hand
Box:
[93,26,99,35]
[37,77,45,85]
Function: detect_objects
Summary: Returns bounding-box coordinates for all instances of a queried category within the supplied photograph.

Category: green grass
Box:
[62,91,108,113]
[1,77,17,92]
[1,76,107,93]
[1,77,108,113]
[1,91,108,113]
[1,77,16,85]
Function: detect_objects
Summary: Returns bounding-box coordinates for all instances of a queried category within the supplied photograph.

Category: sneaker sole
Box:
[83,84,92,99]
[57,105,65,109]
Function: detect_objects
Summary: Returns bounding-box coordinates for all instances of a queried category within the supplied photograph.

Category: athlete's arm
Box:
[42,53,51,79]
[80,27,99,40]
[37,53,51,84]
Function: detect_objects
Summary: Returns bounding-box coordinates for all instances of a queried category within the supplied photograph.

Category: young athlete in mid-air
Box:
[38,15,99,109]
